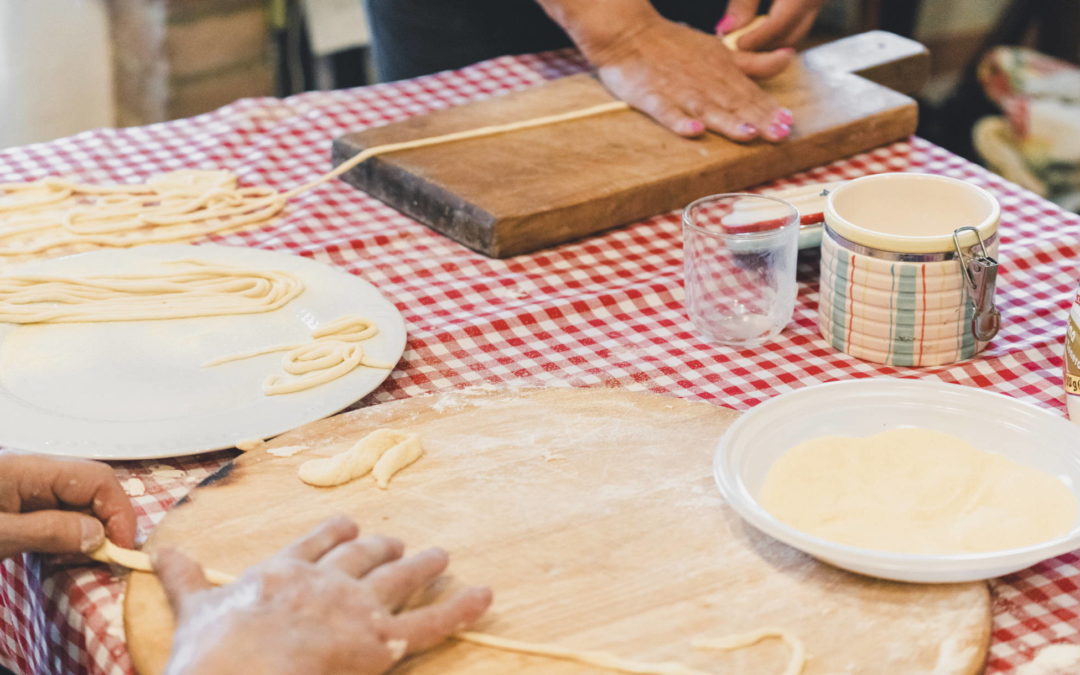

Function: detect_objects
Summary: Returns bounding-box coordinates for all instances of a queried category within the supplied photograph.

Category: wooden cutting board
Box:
[125,387,989,674]
[332,31,929,258]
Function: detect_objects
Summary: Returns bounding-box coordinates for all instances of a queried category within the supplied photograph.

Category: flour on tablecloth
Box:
[493,286,529,300]
[148,466,188,479]
[121,478,146,497]
[1017,644,1080,674]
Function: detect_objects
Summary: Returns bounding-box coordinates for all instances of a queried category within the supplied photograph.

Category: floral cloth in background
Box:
[975,47,1080,212]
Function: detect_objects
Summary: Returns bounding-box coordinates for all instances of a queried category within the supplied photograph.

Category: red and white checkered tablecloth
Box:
[1,48,1079,674]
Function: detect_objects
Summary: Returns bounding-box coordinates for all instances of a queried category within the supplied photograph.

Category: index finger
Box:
[152,547,213,616]
[389,586,493,655]
[13,455,137,549]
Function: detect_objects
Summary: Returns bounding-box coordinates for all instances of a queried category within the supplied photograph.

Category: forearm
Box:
[533,0,660,60]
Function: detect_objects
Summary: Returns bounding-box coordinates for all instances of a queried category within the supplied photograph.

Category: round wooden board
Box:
[125,387,990,674]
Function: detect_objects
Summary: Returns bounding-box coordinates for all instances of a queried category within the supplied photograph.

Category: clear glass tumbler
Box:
[683,193,800,348]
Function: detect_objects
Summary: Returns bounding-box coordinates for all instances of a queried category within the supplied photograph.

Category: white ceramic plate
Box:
[0,245,406,460]
[714,378,1080,583]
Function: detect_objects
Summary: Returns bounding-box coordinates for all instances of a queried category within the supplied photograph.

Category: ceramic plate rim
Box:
[0,244,406,460]
[713,377,1080,582]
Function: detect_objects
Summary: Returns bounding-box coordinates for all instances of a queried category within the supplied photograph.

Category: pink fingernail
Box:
[737,123,758,136]
[715,13,736,34]
[768,122,791,139]
[684,120,705,135]
[775,108,794,126]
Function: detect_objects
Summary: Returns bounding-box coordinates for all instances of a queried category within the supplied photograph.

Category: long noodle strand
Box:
[0,103,630,261]
[0,259,302,324]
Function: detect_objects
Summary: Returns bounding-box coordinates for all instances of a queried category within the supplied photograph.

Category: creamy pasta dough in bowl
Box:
[713,378,1080,582]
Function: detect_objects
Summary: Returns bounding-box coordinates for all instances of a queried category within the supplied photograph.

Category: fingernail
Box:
[673,119,699,135]
[768,122,791,139]
[737,123,758,136]
[80,519,105,553]
[775,108,794,126]
[715,14,736,34]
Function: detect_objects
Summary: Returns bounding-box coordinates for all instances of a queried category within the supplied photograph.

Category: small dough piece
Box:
[722,15,768,50]
[121,477,147,497]
[372,433,424,489]
[298,429,420,488]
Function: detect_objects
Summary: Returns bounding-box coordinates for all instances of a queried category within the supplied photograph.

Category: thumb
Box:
[152,547,212,615]
[0,511,104,558]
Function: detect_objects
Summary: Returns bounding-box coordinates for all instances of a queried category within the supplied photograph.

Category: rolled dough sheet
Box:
[761,428,1078,554]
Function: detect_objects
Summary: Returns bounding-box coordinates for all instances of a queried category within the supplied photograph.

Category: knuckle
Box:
[257,559,309,588]
[723,89,753,111]
[637,91,671,117]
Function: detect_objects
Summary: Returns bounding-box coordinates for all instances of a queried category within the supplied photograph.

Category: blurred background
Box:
[1,0,1077,209]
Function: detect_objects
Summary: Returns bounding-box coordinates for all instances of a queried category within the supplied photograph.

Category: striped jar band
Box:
[823,224,999,262]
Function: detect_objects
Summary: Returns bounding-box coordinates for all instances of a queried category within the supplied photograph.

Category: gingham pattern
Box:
[1,49,1078,674]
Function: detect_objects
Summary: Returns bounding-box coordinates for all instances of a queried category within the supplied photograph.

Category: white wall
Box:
[0,0,115,149]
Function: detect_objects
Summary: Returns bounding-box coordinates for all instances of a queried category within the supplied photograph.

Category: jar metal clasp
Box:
[952,226,1000,342]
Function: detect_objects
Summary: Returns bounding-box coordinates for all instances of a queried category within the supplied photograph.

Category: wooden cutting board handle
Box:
[801,30,930,95]
[333,31,929,258]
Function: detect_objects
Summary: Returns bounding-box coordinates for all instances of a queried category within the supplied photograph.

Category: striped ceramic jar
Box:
[818,173,1000,367]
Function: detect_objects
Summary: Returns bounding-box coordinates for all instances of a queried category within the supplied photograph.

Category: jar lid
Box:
[825,173,1000,254]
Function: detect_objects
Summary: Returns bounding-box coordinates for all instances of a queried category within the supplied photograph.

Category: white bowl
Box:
[713,378,1080,582]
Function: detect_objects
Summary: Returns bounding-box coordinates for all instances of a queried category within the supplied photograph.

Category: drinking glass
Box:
[683,193,800,348]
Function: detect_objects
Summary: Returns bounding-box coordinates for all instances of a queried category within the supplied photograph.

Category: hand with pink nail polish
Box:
[535,0,803,142]
[157,517,493,675]
[0,453,137,560]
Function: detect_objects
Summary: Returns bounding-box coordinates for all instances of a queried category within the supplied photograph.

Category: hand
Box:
[586,14,795,141]
[155,516,493,675]
[721,0,828,52]
[0,453,136,559]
